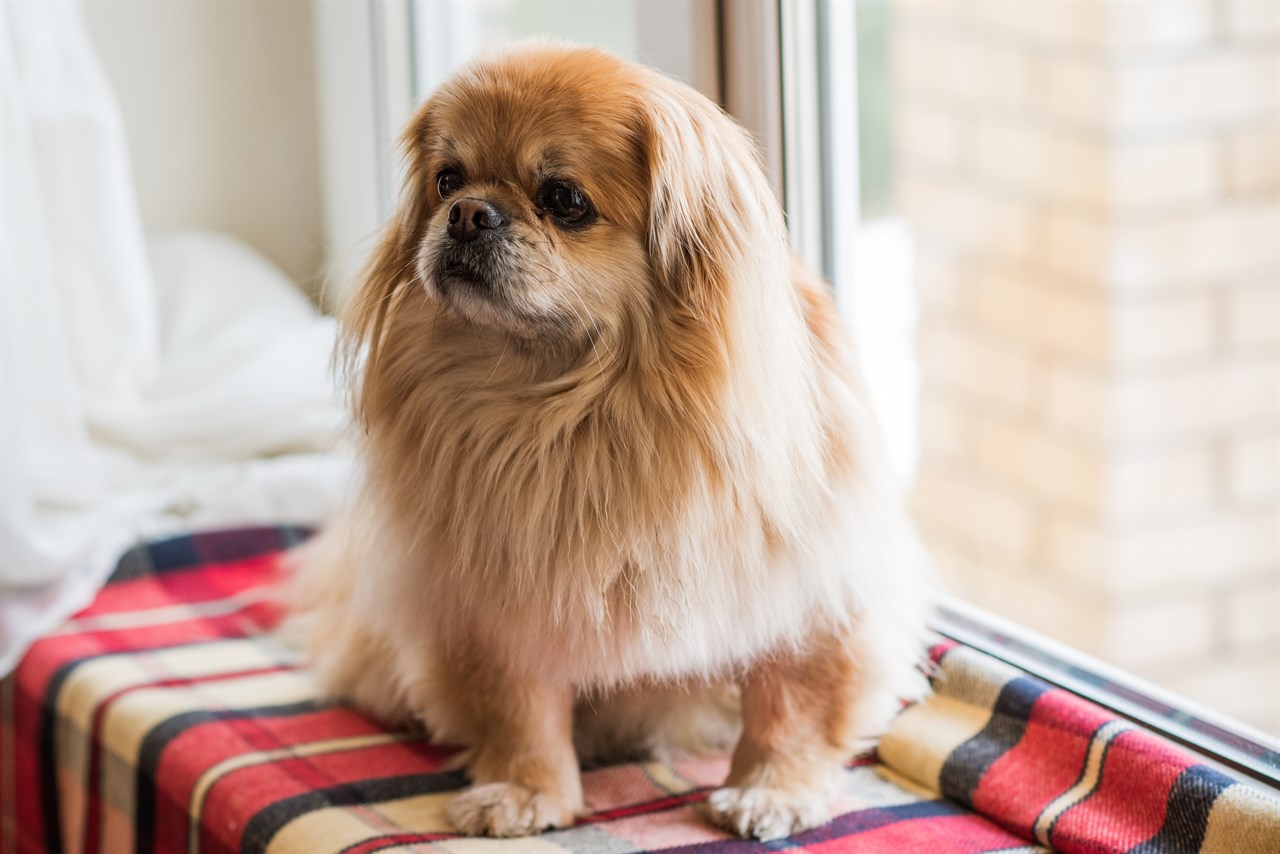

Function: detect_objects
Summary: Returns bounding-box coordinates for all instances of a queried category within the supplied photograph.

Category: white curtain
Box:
[0,1,351,673]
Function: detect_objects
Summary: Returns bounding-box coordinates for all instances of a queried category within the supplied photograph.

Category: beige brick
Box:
[894,0,965,30]
[979,286,1219,380]
[1236,706,1280,737]
[895,173,938,230]
[1044,514,1106,587]
[1227,432,1280,501]
[972,120,1104,207]
[1104,447,1216,518]
[971,120,1048,194]
[891,29,942,102]
[913,465,1038,561]
[1047,509,1279,594]
[970,568,1105,657]
[1224,577,1280,653]
[1109,137,1218,211]
[972,267,1106,362]
[1042,55,1110,129]
[918,320,1039,413]
[917,393,978,462]
[1046,209,1109,288]
[1107,359,1280,442]
[1224,0,1280,42]
[899,174,1041,266]
[974,132,1218,212]
[1103,0,1215,50]
[1108,202,1280,291]
[1101,595,1216,671]
[974,419,1101,510]
[1114,52,1280,134]
[894,26,1035,110]
[1161,655,1280,734]
[1225,284,1280,351]
[1046,135,1108,208]
[1046,365,1107,443]
[1226,125,1280,195]
[922,536,985,597]
[896,103,963,173]
[967,0,1102,50]
[914,249,969,313]
[934,37,1036,112]
[1105,510,1280,595]
[1110,292,1215,367]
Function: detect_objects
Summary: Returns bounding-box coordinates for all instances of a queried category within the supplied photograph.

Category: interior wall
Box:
[83,0,324,291]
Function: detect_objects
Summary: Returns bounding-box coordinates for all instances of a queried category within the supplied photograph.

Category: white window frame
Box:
[723,0,860,314]
[312,0,414,303]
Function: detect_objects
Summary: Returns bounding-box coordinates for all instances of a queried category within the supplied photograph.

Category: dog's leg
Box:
[708,619,911,841]
[445,653,583,837]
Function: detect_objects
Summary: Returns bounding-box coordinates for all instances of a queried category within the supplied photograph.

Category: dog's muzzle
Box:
[447,198,507,243]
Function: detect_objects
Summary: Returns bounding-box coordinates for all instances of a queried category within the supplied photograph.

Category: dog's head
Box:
[346,42,788,366]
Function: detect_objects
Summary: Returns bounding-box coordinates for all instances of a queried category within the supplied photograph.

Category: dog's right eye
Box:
[437,169,464,199]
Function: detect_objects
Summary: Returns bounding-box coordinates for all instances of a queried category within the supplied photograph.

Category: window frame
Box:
[935,595,1280,793]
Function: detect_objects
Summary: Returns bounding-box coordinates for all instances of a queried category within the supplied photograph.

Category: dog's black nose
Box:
[447,198,506,242]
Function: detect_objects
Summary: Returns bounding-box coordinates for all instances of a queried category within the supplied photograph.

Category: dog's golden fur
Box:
[287,43,929,840]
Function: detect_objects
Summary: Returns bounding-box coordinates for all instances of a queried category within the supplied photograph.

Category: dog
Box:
[287,42,930,841]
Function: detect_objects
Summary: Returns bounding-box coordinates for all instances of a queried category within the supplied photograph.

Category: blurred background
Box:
[58,0,1280,734]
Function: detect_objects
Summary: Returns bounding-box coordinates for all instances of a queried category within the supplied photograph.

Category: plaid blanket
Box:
[2,526,1277,854]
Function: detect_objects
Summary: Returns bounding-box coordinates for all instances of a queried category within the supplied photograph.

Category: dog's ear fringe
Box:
[336,129,435,413]
[641,81,783,312]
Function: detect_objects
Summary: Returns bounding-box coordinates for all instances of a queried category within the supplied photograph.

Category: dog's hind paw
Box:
[447,781,575,837]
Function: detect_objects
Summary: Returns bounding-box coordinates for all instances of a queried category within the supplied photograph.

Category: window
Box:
[313,0,1280,756]
[851,0,1280,749]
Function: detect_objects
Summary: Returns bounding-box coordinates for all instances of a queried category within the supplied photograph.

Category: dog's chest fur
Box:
[357,309,864,686]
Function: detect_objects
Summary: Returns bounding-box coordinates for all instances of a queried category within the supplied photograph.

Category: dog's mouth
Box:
[435,252,497,296]
[426,244,545,337]
[422,238,579,344]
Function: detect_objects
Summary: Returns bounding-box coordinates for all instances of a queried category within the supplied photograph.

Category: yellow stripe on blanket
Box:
[877,646,1013,793]
[1201,783,1280,854]
[263,791,459,854]
[435,836,573,853]
[57,637,299,737]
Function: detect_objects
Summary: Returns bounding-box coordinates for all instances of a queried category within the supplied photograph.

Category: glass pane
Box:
[849,0,1280,738]
[477,0,639,54]
[854,0,891,219]
[411,0,719,113]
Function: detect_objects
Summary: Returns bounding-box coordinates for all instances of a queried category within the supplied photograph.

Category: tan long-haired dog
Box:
[289,43,930,841]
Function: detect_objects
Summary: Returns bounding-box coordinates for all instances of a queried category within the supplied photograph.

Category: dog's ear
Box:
[339,127,435,373]
[640,80,784,313]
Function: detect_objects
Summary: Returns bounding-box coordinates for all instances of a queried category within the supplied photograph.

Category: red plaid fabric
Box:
[880,643,1280,853]
[2,526,1277,853]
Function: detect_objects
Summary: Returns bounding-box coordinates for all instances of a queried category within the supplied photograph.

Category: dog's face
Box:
[348,44,784,365]
[406,50,654,343]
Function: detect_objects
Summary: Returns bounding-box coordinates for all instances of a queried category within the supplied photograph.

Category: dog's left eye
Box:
[537,180,594,226]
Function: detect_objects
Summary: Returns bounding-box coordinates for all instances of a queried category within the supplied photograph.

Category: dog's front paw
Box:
[706,786,829,841]
[447,781,575,837]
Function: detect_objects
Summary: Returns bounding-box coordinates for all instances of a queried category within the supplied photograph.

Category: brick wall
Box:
[894,0,1280,733]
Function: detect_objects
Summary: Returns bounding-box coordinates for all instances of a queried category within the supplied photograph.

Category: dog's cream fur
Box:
[287,44,930,840]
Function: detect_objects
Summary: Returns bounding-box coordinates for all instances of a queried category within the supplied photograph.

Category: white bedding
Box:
[0,1,350,673]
